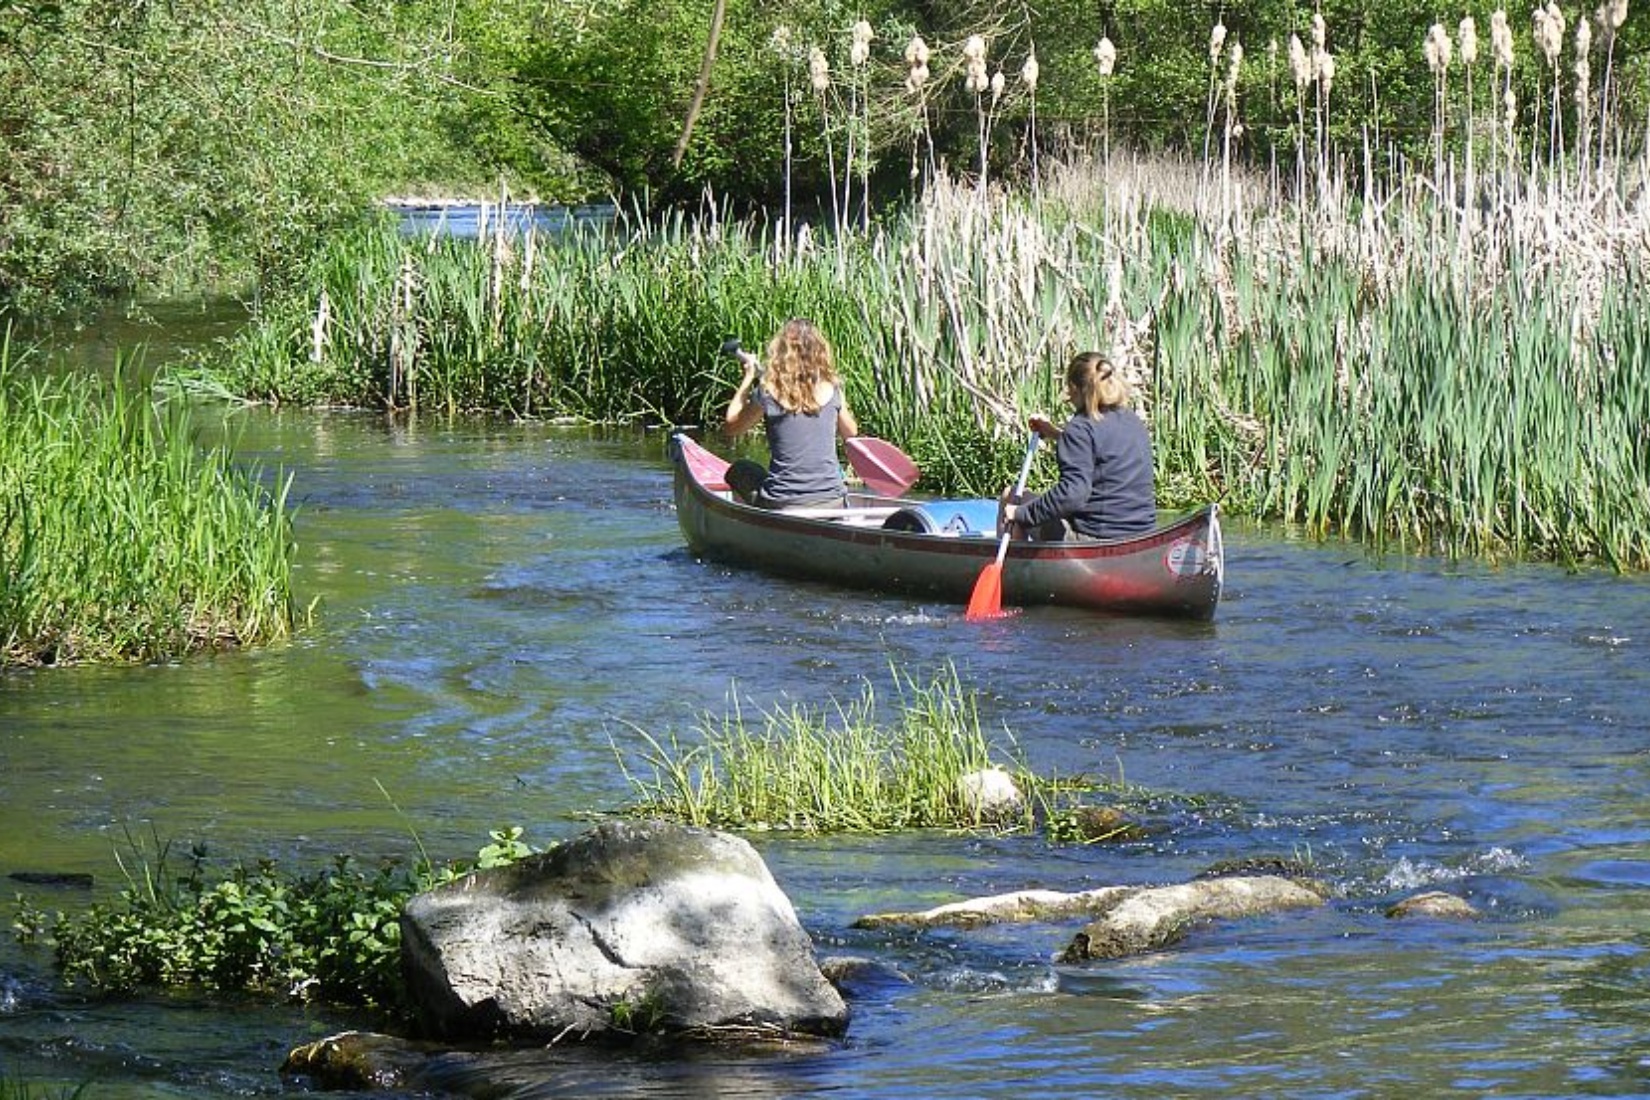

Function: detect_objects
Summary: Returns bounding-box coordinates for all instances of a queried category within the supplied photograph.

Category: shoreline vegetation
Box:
[0,341,300,668]
[188,148,1650,571]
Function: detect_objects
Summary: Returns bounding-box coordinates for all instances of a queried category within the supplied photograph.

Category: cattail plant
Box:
[848,19,874,232]
[1022,47,1041,188]
[1574,17,1593,192]
[808,45,845,240]
[1491,9,1517,173]
[1425,23,1453,192]
[1533,3,1566,169]
[773,26,798,261]
[904,35,934,186]
[1594,0,1628,171]
[1203,20,1228,176]
[1459,17,1479,214]
[962,34,991,192]
[1289,33,1310,199]
[1220,40,1245,230]
[1311,14,1336,200]
[1094,36,1117,175]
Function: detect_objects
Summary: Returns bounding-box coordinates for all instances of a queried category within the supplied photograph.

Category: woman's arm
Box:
[724,362,764,436]
[1015,427,1096,528]
[836,397,859,440]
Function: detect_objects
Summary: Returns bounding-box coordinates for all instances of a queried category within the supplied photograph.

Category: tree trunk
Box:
[672,0,727,169]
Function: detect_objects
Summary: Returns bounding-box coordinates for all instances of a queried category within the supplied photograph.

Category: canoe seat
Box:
[782,505,904,526]
[882,500,998,537]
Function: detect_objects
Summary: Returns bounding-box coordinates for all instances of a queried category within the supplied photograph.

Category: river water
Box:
[4,319,1650,1097]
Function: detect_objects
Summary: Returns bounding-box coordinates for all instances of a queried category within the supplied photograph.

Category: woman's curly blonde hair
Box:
[763,318,841,414]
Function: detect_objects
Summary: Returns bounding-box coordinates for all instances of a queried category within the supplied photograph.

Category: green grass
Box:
[0,1080,88,1100]
[0,338,300,666]
[612,665,1150,835]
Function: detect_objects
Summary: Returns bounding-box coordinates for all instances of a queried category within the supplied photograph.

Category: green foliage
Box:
[16,825,535,1011]
[0,340,299,667]
[476,826,535,868]
[0,0,523,313]
[0,1078,87,1100]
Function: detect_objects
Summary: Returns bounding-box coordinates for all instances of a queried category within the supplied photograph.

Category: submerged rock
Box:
[1386,891,1481,920]
[855,885,1134,930]
[401,819,848,1044]
[283,1031,433,1090]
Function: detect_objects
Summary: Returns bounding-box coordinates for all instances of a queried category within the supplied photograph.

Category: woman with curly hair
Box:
[723,318,859,509]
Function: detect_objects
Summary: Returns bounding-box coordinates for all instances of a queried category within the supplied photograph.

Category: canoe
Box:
[668,433,1224,620]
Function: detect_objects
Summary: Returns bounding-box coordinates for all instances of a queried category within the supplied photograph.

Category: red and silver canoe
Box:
[669,433,1223,619]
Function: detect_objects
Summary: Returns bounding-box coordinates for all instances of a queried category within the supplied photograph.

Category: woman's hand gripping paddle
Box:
[965,431,1041,622]
[719,336,762,373]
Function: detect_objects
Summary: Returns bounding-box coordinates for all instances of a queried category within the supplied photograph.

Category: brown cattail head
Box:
[1289,33,1310,88]
[1491,9,1516,67]
[809,46,830,93]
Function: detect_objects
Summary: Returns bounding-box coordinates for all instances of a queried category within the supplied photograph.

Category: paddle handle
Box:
[994,431,1041,566]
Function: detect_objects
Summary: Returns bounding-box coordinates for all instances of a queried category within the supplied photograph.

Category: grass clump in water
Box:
[616,666,1075,835]
[0,339,299,667]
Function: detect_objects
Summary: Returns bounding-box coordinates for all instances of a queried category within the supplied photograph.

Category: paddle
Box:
[845,436,921,497]
[719,336,761,372]
[719,336,921,497]
[965,431,1041,622]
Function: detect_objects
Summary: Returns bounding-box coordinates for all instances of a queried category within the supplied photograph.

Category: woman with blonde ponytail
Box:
[999,351,1156,540]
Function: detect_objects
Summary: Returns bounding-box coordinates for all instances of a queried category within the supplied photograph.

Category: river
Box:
[3,307,1650,1097]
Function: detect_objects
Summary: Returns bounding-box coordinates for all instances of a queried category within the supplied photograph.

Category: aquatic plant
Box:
[13,825,532,1011]
[613,665,1140,835]
[0,1080,87,1100]
[0,340,299,667]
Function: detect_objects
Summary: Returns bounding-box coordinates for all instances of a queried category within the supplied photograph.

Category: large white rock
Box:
[400,820,848,1043]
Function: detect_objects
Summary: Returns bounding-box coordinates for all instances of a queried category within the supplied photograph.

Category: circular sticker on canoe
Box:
[1165,539,1208,577]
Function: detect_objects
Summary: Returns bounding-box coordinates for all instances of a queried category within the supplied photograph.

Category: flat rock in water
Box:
[1060,875,1328,961]
[401,819,848,1044]
[8,871,94,888]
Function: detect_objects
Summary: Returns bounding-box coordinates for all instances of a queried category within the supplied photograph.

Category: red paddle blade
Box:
[965,563,1006,621]
[846,437,920,497]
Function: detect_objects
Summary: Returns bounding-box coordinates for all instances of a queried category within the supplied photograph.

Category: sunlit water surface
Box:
[4,394,1650,1097]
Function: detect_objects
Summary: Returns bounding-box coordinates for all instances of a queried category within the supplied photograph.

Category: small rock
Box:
[1055,805,1146,843]
[957,767,1023,823]
[1386,891,1481,920]
[282,1031,432,1090]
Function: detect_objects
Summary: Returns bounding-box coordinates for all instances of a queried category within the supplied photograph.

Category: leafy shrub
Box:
[14,828,537,1013]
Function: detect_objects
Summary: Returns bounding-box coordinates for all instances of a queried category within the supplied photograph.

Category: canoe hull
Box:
[669,434,1223,619]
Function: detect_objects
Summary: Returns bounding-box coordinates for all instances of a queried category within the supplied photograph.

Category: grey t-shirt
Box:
[758,387,845,503]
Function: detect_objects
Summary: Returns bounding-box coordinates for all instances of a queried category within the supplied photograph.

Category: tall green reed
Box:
[0,341,298,666]
[198,147,1650,569]
[614,665,1038,834]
